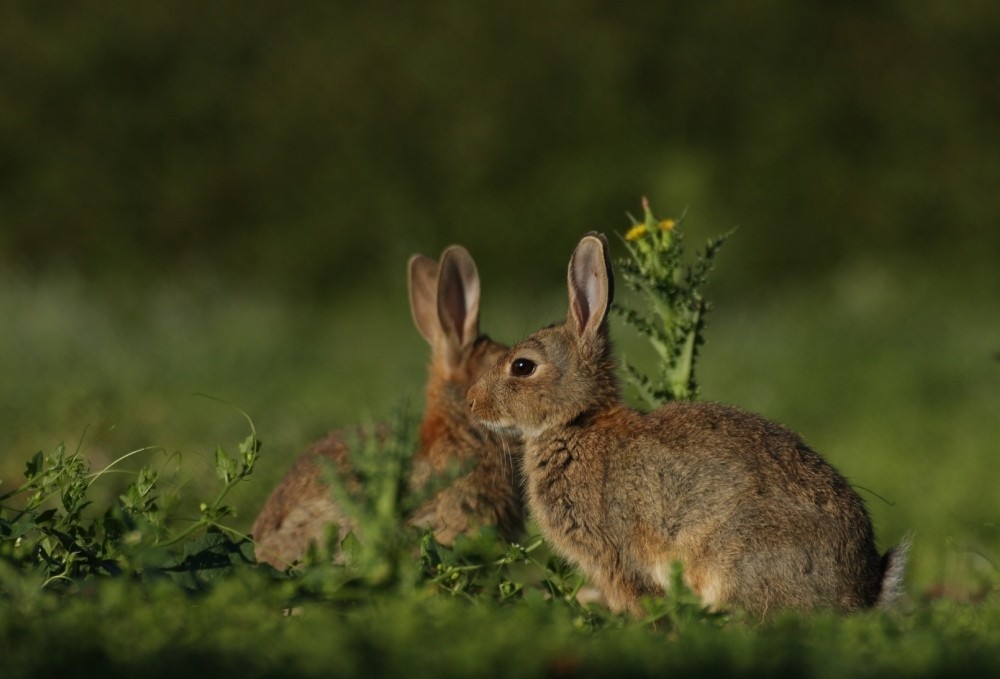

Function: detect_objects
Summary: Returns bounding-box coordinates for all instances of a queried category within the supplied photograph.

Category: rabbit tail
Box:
[876,534,911,608]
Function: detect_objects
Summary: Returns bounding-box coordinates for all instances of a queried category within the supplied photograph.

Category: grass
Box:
[1,254,998,677]
[2,569,999,678]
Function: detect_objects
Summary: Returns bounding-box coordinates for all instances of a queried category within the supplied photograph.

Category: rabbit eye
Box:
[510,358,536,377]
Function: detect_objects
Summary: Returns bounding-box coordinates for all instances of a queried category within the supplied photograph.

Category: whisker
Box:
[500,435,509,485]
[491,434,500,487]
[502,435,514,485]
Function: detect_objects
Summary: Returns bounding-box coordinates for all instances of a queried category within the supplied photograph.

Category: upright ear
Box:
[436,245,481,350]
[408,253,440,343]
[566,232,613,339]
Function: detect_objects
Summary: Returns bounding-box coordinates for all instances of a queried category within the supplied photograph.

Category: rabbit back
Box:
[251,431,360,568]
[642,401,884,613]
[523,400,887,615]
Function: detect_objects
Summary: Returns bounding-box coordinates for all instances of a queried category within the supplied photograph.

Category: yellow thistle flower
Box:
[659,219,677,232]
[625,224,648,241]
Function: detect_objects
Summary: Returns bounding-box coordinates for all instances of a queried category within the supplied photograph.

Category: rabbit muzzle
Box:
[467,381,516,433]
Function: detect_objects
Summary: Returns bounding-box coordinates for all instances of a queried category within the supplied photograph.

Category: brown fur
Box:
[252,246,522,568]
[467,232,907,616]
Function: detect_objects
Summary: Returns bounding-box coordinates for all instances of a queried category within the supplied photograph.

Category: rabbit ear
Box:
[437,245,481,350]
[567,232,614,339]
[409,253,441,343]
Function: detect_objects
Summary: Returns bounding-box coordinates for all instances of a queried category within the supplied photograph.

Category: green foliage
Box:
[420,528,543,603]
[639,561,729,633]
[613,199,730,405]
[273,411,431,598]
[0,421,258,596]
[419,530,619,631]
[320,415,421,589]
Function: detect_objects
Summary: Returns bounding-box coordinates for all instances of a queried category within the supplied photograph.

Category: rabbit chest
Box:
[522,428,632,566]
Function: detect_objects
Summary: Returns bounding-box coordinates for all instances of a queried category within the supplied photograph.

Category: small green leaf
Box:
[214,445,237,483]
[24,451,43,480]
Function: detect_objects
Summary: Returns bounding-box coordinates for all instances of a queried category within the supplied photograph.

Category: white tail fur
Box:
[877,534,912,608]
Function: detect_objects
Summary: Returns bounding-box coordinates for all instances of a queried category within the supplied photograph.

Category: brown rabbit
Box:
[467,232,907,617]
[252,246,522,568]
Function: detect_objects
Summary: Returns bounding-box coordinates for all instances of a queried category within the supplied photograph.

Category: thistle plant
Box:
[613,197,731,406]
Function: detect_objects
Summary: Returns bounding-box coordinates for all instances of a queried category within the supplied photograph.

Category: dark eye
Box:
[510,357,536,377]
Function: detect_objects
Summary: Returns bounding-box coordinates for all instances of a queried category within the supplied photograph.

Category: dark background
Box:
[3,1,997,299]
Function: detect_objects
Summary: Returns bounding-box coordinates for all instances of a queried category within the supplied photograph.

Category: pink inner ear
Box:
[441,283,468,344]
[437,247,481,349]
[583,270,603,317]
[571,243,607,335]
[572,296,589,336]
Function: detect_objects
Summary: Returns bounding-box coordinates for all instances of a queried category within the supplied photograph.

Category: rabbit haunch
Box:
[467,232,907,616]
[252,246,522,568]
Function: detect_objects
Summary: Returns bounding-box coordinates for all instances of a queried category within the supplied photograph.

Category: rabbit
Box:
[467,232,907,617]
[252,245,523,569]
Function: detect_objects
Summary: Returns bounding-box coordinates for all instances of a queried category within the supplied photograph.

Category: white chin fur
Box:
[481,421,522,437]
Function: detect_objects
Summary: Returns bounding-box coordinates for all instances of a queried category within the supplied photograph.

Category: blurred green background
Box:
[2,2,997,595]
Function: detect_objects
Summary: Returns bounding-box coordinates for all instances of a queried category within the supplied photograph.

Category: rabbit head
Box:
[468,232,620,440]
[401,244,523,543]
[408,245,513,466]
